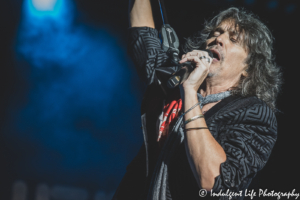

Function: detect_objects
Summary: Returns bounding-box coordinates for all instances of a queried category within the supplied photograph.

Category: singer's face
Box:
[205,19,248,83]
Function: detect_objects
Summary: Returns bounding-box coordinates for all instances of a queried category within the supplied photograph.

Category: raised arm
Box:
[128,0,170,86]
[129,0,155,28]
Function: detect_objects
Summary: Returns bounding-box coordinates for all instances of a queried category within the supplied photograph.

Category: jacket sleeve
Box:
[210,102,277,194]
[128,27,169,86]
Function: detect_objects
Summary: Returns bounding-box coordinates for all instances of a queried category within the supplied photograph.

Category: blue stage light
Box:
[32,0,57,11]
[13,0,142,190]
[25,0,65,18]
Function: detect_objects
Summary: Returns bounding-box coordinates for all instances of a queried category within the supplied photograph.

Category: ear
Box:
[242,70,248,77]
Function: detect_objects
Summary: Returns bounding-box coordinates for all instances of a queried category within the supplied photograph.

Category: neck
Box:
[200,76,239,97]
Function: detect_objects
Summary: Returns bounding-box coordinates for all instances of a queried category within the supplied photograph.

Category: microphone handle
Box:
[166,62,194,89]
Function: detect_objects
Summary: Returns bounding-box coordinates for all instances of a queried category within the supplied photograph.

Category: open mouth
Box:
[210,49,221,61]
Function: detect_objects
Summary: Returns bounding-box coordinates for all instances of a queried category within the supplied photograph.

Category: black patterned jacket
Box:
[112,27,277,200]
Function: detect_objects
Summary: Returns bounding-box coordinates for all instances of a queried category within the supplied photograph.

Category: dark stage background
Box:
[0,0,299,199]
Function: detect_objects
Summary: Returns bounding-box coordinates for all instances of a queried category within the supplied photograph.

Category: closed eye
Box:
[230,38,237,43]
[209,28,222,38]
[208,33,217,39]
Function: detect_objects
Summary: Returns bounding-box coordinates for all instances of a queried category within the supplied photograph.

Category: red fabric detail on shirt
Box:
[157,96,182,150]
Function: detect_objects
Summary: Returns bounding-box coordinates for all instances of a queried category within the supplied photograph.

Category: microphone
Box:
[166,49,214,89]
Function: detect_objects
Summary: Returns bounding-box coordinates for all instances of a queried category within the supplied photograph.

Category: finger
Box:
[182,54,186,59]
[181,56,210,81]
[197,51,209,58]
[199,55,212,64]
[180,55,211,65]
[186,52,197,57]
[186,50,209,59]
[179,55,202,64]
[193,51,210,64]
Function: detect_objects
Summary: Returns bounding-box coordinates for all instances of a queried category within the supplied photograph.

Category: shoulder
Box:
[235,96,275,117]
[222,95,273,114]
[215,95,277,128]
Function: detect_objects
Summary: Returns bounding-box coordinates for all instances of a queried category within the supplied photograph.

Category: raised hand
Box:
[179,50,212,92]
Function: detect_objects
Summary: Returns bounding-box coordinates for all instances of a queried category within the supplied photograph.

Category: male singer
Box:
[112,0,281,199]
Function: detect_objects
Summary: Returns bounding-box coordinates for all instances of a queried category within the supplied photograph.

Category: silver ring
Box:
[199,56,210,63]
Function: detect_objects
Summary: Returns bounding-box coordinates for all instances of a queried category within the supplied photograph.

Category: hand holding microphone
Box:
[167,50,213,89]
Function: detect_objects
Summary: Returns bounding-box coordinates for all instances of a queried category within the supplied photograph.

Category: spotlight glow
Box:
[25,0,65,18]
[32,0,58,11]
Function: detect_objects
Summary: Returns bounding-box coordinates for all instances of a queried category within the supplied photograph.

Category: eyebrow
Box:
[213,27,224,33]
[211,25,246,48]
[211,23,248,49]
[212,23,239,35]
[213,26,239,36]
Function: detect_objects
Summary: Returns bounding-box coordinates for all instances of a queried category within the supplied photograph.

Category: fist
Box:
[179,50,212,92]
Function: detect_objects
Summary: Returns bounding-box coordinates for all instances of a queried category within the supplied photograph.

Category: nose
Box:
[215,34,224,47]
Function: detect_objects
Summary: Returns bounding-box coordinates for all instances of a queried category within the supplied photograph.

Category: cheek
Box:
[224,55,247,76]
[237,54,248,69]
[228,50,247,68]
